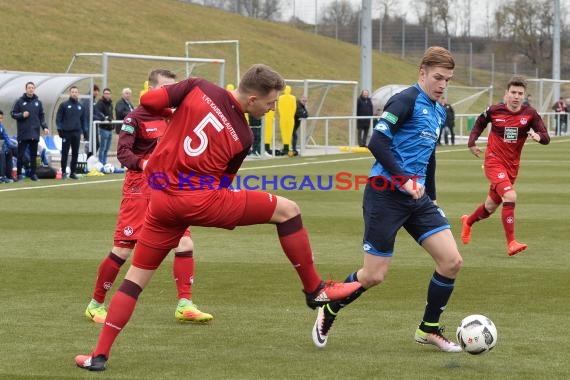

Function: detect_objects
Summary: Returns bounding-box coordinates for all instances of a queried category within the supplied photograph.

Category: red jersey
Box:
[469,104,550,177]
[140,78,252,194]
[117,106,173,171]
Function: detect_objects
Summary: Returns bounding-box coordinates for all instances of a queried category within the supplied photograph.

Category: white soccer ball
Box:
[103,163,115,174]
[456,314,498,355]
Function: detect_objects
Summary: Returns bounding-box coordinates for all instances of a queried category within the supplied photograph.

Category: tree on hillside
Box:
[239,0,282,20]
[493,0,553,71]
[319,0,358,42]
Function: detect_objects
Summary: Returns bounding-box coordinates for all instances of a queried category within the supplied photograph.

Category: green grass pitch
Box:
[1,139,569,379]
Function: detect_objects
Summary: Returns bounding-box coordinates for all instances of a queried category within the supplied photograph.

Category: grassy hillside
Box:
[0,0,488,117]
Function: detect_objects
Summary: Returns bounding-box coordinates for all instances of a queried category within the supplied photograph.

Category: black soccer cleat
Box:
[75,354,107,371]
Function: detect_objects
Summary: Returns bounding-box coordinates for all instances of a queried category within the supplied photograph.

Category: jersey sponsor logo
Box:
[121,124,135,134]
[503,127,518,142]
[381,111,398,124]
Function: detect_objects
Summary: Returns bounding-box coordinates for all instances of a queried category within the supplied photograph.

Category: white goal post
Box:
[66,52,226,88]
[185,40,240,86]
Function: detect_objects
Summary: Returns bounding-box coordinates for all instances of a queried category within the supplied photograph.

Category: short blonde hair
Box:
[419,46,455,70]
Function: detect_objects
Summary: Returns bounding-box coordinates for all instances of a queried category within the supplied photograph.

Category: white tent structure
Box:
[0,71,99,136]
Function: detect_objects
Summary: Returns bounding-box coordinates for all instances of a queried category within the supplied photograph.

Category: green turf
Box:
[1,140,569,379]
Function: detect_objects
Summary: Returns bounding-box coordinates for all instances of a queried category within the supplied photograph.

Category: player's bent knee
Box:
[112,247,133,261]
[273,196,301,223]
[175,236,194,252]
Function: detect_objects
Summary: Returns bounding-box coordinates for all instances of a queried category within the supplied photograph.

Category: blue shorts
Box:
[362,178,450,257]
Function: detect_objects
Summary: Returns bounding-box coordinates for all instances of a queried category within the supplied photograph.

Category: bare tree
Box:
[239,0,282,20]
[493,0,553,67]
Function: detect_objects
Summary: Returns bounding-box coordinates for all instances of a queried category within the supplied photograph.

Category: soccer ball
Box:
[103,163,115,174]
[456,314,498,355]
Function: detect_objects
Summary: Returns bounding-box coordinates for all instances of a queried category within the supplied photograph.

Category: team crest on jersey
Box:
[123,226,134,236]
[422,108,428,114]
[520,118,528,125]
[497,172,506,179]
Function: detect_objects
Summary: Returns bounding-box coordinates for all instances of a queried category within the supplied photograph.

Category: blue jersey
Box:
[370,83,445,188]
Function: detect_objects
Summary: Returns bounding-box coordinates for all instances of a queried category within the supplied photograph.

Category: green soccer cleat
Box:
[175,299,213,323]
[85,300,107,324]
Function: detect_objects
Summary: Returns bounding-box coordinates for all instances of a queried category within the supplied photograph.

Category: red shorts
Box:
[114,170,192,249]
[133,188,277,269]
[485,162,517,201]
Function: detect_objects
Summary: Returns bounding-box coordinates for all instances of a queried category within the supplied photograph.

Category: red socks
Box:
[502,202,516,243]
[276,215,321,294]
[93,252,126,304]
[93,279,142,359]
[173,251,194,300]
[466,203,491,226]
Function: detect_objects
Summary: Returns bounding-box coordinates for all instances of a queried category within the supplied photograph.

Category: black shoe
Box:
[75,354,107,371]
[30,175,39,181]
[69,173,79,180]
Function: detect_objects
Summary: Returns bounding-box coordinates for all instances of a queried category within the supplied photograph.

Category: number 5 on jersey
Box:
[184,112,225,156]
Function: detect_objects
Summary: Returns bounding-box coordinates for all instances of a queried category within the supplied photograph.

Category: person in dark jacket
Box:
[356,89,374,147]
[56,86,86,179]
[94,88,114,165]
[291,95,308,156]
[114,87,135,133]
[0,110,17,183]
[10,81,49,181]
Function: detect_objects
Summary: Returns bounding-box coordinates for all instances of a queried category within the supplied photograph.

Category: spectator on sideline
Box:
[75,64,361,372]
[83,69,212,325]
[291,94,308,156]
[82,84,100,157]
[312,47,463,353]
[551,96,567,136]
[356,89,373,147]
[94,88,114,164]
[440,96,455,145]
[0,110,17,183]
[56,86,86,179]
[461,76,550,256]
[10,81,49,181]
[114,87,135,132]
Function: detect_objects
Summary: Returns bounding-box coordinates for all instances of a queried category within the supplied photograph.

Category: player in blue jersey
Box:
[312,46,463,352]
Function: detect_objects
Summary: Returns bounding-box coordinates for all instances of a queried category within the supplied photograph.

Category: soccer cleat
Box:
[305,280,361,310]
[175,299,213,323]
[85,301,107,324]
[460,215,471,245]
[312,304,337,348]
[507,240,528,256]
[75,354,107,371]
[415,327,462,353]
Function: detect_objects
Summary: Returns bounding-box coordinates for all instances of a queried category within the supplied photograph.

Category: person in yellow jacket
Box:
[278,85,296,156]
[139,81,149,102]
[264,109,275,156]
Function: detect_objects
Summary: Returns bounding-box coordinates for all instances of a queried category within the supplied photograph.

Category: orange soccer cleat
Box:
[507,240,528,256]
[460,215,472,245]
